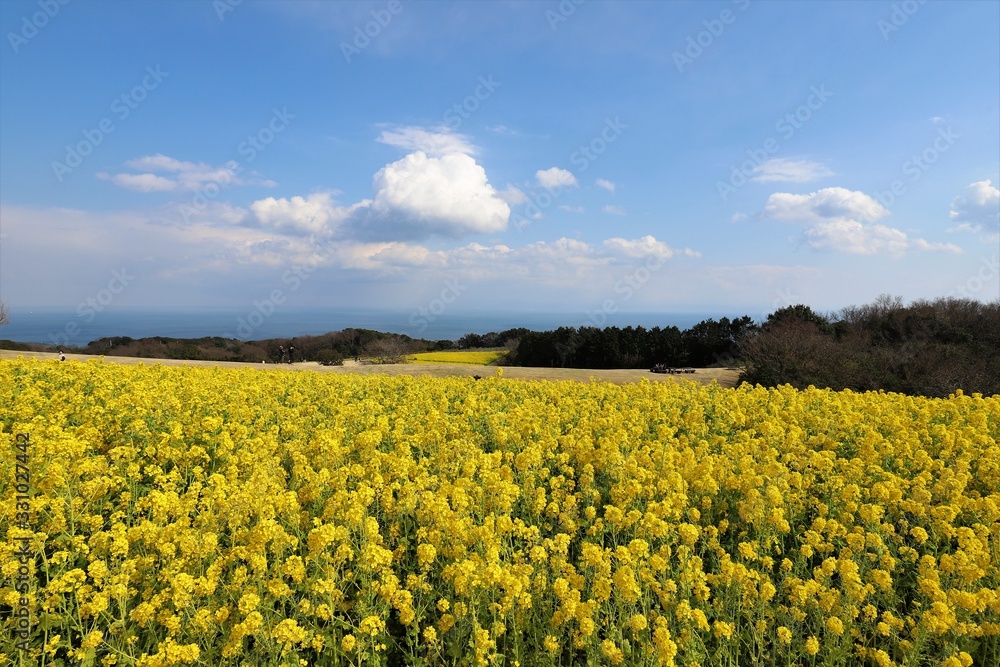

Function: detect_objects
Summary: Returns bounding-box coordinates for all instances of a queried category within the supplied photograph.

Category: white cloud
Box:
[353,151,510,240]
[803,220,961,256]
[750,158,834,183]
[560,205,585,213]
[602,205,626,216]
[497,185,529,206]
[334,235,695,285]
[100,154,276,192]
[763,187,960,255]
[248,150,512,242]
[99,172,177,192]
[376,125,476,156]
[910,238,965,253]
[125,155,196,172]
[368,243,448,269]
[251,192,357,235]
[306,237,588,280]
[596,178,616,193]
[536,167,578,190]
[526,237,592,258]
[949,179,1000,235]
[803,220,909,255]
[488,124,518,136]
[603,235,699,260]
[763,187,888,224]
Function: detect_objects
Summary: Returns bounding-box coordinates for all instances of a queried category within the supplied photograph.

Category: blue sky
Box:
[1,0,998,325]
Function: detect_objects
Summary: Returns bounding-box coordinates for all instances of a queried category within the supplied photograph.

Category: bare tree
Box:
[365,337,408,364]
[0,301,9,326]
[739,319,838,388]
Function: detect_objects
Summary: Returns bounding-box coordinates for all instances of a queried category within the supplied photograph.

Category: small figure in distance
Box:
[58,350,66,362]
[278,345,285,363]
[288,345,295,364]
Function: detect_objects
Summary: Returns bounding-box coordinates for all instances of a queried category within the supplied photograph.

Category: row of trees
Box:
[739,296,1000,397]
[490,296,998,397]
[9,329,448,365]
[505,317,756,369]
[456,329,530,350]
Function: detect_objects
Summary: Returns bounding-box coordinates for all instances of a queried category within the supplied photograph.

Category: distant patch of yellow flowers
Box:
[407,350,507,365]
[1,357,998,666]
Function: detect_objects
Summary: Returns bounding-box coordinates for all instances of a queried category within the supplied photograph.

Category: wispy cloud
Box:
[376,125,477,156]
[949,179,1000,240]
[750,158,834,183]
[498,185,529,205]
[98,154,276,192]
[488,124,518,136]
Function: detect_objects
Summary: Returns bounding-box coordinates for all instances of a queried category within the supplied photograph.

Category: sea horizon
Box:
[0,307,740,347]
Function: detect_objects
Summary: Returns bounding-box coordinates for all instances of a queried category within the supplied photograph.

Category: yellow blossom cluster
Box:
[1,358,998,666]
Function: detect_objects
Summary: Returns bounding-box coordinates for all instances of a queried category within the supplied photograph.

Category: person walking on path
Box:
[288,345,295,364]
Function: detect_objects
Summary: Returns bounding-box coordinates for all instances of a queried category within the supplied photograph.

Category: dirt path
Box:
[0,349,742,387]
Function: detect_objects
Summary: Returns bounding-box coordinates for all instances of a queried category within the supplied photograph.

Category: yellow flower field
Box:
[407,350,508,365]
[1,357,998,666]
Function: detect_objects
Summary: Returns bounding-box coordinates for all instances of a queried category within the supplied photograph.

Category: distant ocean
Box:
[1,308,730,347]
